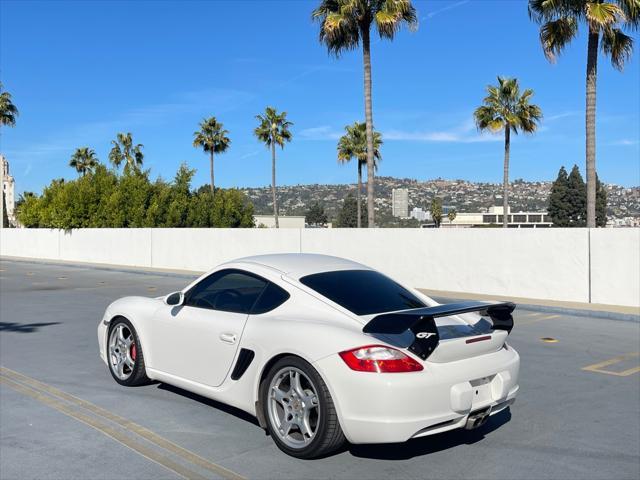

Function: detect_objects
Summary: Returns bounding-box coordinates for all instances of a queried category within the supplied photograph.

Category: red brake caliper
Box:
[130,343,137,361]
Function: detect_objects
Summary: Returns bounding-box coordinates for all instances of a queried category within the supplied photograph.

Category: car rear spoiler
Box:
[363,301,516,360]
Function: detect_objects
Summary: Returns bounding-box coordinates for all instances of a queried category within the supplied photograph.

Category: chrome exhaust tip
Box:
[465,406,491,430]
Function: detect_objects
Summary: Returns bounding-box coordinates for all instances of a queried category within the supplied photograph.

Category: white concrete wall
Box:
[150,229,300,271]
[300,229,590,304]
[590,228,640,307]
[0,228,59,259]
[1,228,638,307]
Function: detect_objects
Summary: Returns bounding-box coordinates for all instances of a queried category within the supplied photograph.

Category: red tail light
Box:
[339,345,424,373]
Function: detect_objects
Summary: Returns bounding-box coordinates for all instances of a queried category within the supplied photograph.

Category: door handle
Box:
[219,333,237,344]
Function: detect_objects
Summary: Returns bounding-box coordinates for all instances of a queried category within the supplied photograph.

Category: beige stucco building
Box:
[253,215,306,228]
[1,155,16,227]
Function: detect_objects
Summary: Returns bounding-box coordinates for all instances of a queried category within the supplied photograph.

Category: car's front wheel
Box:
[260,356,345,458]
[107,318,150,386]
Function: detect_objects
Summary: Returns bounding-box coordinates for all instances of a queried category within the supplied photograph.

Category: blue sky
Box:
[1,0,639,195]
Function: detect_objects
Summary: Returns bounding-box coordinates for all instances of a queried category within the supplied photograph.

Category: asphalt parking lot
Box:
[1,258,639,480]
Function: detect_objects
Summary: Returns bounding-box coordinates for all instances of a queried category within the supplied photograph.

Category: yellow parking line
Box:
[0,367,246,480]
[0,376,208,480]
[540,337,559,343]
[582,352,640,377]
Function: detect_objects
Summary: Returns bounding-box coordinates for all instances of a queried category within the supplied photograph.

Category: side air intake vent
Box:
[231,349,255,380]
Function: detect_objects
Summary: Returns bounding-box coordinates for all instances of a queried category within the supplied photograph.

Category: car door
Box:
[149,269,267,387]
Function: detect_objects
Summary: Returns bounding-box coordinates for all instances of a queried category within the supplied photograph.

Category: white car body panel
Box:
[149,304,247,387]
[98,253,520,444]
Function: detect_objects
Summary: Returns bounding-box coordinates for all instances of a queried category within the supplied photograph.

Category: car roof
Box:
[233,253,371,279]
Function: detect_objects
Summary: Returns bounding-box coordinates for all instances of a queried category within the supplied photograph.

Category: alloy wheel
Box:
[108,323,136,381]
[267,367,320,449]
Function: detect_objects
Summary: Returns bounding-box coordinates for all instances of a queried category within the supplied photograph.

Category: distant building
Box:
[1,155,16,226]
[442,205,455,215]
[444,206,552,228]
[607,217,640,228]
[410,207,431,222]
[253,215,306,228]
[392,188,409,218]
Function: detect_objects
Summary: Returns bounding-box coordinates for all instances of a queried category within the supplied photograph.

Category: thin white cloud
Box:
[121,87,255,125]
[546,110,580,121]
[300,118,504,143]
[7,87,255,163]
[384,118,501,143]
[610,139,639,146]
[299,125,342,141]
[277,64,356,89]
[423,0,470,19]
[383,129,500,143]
[239,149,261,159]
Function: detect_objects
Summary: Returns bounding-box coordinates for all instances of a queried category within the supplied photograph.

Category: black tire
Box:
[107,317,151,386]
[260,356,345,459]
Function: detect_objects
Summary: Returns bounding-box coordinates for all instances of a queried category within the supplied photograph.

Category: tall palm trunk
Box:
[503,125,511,228]
[362,27,375,228]
[357,161,362,228]
[209,151,215,196]
[271,139,279,228]
[585,26,598,228]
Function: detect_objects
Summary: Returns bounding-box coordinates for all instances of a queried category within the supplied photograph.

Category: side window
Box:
[251,282,290,314]
[185,269,267,314]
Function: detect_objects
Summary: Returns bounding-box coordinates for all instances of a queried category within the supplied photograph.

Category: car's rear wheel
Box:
[261,356,345,458]
[107,318,150,386]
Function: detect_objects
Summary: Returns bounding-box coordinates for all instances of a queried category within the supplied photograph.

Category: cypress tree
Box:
[566,165,586,227]
[2,191,9,228]
[336,194,367,228]
[305,202,328,226]
[548,166,570,227]
[596,174,607,227]
[430,197,443,228]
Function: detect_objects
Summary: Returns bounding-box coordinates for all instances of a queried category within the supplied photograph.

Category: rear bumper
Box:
[313,345,520,444]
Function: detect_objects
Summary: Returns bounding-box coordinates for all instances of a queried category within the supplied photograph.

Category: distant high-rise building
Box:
[392,188,409,218]
[1,155,16,227]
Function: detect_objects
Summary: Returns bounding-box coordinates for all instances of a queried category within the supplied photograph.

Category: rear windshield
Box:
[299,269,426,316]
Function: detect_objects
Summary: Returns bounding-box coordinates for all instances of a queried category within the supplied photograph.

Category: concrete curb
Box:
[0,256,201,280]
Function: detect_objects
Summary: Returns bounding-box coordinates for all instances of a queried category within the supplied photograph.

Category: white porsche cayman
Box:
[98,253,520,458]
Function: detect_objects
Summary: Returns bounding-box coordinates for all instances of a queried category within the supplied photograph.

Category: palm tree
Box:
[313,0,417,228]
[254,107,293,229]
[69,147,99,176]
[529,0,638,228]
[0,82,19,128]
[108,132,144,173]
[337,122,382,228]
[448,209,457,225]
[193,117,231,196]
[474,77,543,228]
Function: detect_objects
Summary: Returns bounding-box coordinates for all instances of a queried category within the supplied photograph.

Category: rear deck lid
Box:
[363,301,515,363]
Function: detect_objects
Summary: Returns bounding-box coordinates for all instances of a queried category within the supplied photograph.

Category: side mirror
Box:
[165,291,184,306]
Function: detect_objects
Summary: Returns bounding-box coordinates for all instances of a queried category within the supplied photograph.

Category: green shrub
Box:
[17,163,255,229]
